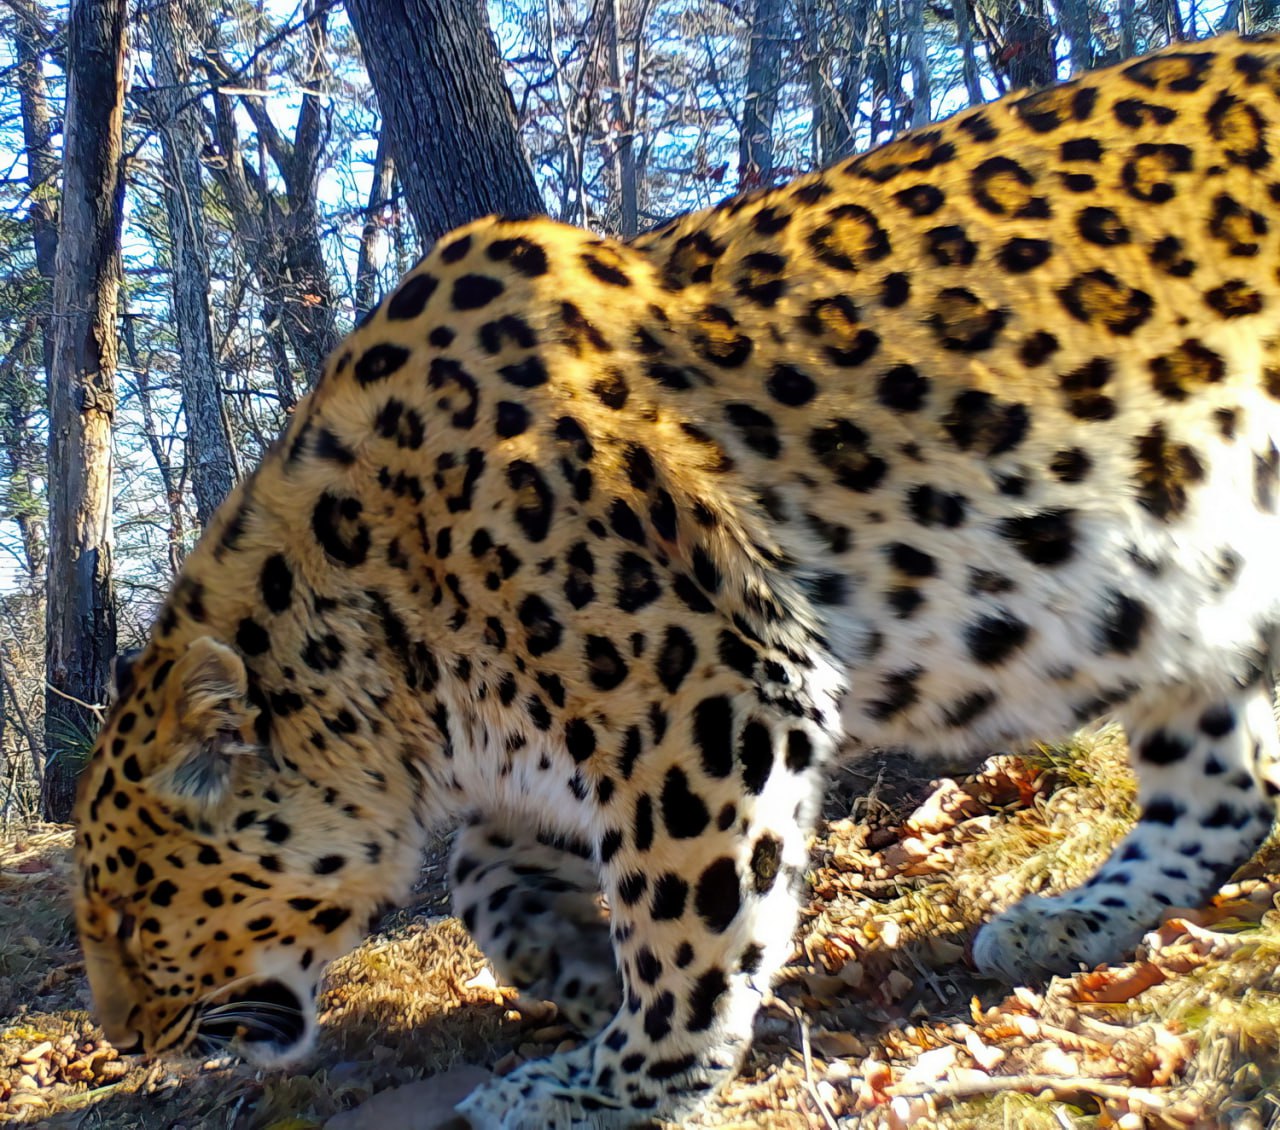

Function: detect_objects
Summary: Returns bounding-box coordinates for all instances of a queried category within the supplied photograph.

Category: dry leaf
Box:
[963,1029,1006,1070]
[853,1057,894,1110]
[1038,1045,1081,1076]
[906,779,982,833]
[810,1030,867,1059]
[899,1044,956,1085]
[1072,962,1167,1004]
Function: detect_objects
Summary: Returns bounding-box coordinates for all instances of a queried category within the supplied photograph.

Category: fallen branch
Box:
[888,1072,1172,1113]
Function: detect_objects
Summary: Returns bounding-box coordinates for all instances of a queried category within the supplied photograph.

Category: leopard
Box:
[73,34,1280,1129]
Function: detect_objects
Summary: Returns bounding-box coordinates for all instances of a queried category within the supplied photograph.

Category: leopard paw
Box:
[972,893,1149,982]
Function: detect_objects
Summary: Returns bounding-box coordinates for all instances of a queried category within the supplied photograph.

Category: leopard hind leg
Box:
[974,675,1279,981]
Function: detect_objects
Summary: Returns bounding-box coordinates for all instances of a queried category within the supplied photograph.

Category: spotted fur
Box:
[75,36,1280,1129]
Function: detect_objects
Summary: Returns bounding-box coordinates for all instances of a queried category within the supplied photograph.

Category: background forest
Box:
[0,0,1274,822]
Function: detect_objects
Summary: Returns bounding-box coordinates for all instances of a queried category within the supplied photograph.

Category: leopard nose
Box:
[110,1031,144,1055]
[98,1016,143,1055]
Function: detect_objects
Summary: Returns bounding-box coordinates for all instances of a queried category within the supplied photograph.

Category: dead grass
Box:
[4,729,1280,1128]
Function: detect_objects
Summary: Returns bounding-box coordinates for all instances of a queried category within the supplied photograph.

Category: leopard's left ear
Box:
[148,637,260,811]
[108,649,142,705]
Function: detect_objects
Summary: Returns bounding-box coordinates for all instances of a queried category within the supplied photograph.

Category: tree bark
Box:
[1115,0,1135,57]
[345,0,542,245]
[1245,0,1280,29]
[355,126,396,322]
[14,4,58,362]
[1058,0,1093,73]
[146,0,235,526]
[904,0,932,127]
[603,0,639,235]
[796,0,828,164]
[953,0,985,107]
[829,0,876,160]
[7,4,59,587]
[739,0,786,190]
[0,321,46,582]
[44,0,127,820]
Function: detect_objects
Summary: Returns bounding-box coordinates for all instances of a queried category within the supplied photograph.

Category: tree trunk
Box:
[345,0,542,244]
[273,199,339,388]
[44,0,127,820]
[15,7,58,356]
[904,0,932,127]
[739,0,787,190]
[953,0,985,107]
[603,0,639,235]
[829,0,875,160]
[1246,0,1280,29]
[983,0,1056,91]
[146,0,235,527]
[796,0,828,164]
[1117,0,1135,57]
[9,4,58,587]
[1159,0,1184,41]
[262,307,298,410]
[1058,0,1093,73]
[0,321,47,583]
[1215,0,1244,33]
[355,126,396,321]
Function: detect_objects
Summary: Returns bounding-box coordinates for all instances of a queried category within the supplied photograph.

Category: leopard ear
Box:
[108,649,142,705]
[149,637,258,810]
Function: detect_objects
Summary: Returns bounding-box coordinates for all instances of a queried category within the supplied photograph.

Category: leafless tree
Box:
[143,0,236,525]
[739,0,786,189]
[44,0,128,820]
[199,2,340,409]
[354,128,398,321]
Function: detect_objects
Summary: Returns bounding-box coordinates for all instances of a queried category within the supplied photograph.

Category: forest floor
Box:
[4,729,1280,1129]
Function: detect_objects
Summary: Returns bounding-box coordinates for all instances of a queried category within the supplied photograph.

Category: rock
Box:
[322,1067,491,1130]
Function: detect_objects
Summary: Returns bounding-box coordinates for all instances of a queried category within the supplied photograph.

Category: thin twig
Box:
[45,682,106,722]
[125,0,342,161]
[797,1014,840,1130]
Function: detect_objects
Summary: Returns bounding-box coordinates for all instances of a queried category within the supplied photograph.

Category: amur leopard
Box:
[73,35,1280,1129]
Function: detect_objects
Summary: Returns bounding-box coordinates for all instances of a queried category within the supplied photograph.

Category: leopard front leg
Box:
[975,678,1280,981]
[451,818,619,1034]
[456,694,831,1129]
